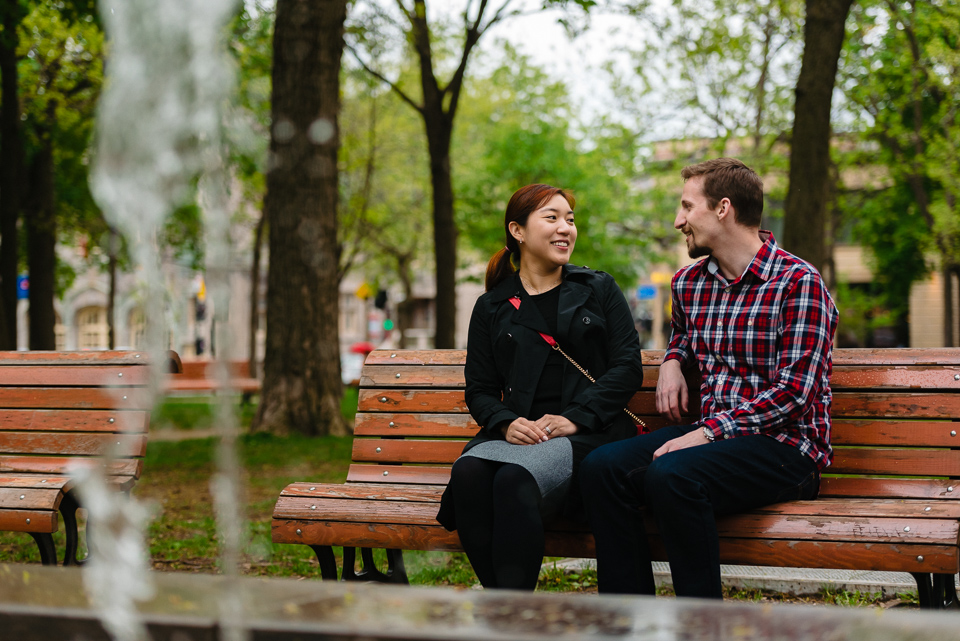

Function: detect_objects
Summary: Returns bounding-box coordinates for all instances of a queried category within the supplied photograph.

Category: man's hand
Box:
[503,418,549,444]
[534,414,578,439]
[656,359,689,423]
[653,427,710,460]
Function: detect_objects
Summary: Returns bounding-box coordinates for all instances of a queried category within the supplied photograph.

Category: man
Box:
[580,157,838,598]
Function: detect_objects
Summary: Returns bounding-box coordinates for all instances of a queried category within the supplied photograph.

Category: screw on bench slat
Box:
[389,422,395,427]
[311,505,316,510]
[296,529,301,535]
[383,471,389,476]
[309,487,315,491]
[25,519,30,524]
[955,374,959,380]
[949,487,955,493]
[391,353,396,358]
[109,418,115,423]
[118,373,123,377]
[376,447,381,453]
[40,480,46,483]
[19,495,24,500]
[904,526,911,532]
[396,373,401,379]
[917,556,924,562]
[925,506,932,512]
[380,397,387,402]
[952,431,957,437]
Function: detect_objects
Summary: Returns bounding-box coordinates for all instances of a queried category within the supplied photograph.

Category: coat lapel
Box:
[489,273,551,335]
[557,273,592,339]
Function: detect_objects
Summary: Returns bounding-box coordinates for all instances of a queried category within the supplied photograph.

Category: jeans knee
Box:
[644,457,701,508]
[580,445,618,493]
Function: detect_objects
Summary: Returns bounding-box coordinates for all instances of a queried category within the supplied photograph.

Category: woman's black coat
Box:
[436,264,644,530]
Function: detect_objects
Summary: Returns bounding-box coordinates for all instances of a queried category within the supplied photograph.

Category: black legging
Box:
[449,456,544,590]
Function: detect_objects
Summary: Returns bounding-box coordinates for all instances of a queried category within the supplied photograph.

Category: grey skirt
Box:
[460,437,573,519]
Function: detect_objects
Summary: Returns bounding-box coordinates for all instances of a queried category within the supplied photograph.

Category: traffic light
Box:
[374,289,388,310]
[383,319,394,331]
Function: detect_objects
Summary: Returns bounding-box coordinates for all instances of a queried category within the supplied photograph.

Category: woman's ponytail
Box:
[485,245,516,292]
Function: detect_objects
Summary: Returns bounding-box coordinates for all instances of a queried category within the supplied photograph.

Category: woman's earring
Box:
[519,239,523,244]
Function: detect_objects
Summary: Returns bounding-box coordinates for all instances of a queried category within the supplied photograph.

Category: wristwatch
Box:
[702,426,716,442]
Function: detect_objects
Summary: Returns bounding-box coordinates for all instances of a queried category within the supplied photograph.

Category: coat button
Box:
[582,316,591,325]
[508,387,512,393]
[506,333,513,341]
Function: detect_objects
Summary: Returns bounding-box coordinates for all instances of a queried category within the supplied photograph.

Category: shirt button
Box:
[724,287,731,293]
[717,321,723,327]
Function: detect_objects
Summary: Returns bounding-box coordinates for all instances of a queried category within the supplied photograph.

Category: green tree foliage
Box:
[454,46,658,288]
[839,0,960,344]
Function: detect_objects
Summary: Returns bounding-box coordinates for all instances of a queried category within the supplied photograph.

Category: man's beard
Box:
[687,237,712,259]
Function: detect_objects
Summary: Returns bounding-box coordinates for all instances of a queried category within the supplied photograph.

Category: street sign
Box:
[16,275,28,300]
[636,284,657,301]
[355,282,372,299]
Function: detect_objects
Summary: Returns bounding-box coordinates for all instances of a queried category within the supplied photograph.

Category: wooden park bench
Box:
[0,350,181,566]
[164,359,260,396]
[272,348,960,609]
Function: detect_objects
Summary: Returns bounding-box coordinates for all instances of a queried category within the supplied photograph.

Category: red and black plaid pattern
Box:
[664,232,839,470]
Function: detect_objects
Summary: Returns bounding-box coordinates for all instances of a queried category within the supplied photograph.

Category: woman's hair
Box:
[484,184,576,292]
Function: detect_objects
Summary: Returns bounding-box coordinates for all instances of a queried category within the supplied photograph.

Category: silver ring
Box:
[545,427,552,435]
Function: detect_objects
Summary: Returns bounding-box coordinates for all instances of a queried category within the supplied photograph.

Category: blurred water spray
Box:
[87,0,243,639]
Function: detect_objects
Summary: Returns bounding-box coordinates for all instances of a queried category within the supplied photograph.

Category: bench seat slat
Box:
[0,388,151,410]
[0,410,149,433]
[360,388,960,419]
[0,475,71,490]
[352,439,466,465]
[820,477,960,500]
[281,483,443,502]
[276,496,959,545]
[0,456,141,477]
[362,348,960,367]
[272,519,958,574]
[0,432,146,457]
[358,364,960,391]
[346,464,451,485]
[0,509,58,533]
[351,439,960,472]
[831,420,960,447]
[831,448,960,477]
[0,488,61,510]
[354,413,477,437]
[0,366,150,386]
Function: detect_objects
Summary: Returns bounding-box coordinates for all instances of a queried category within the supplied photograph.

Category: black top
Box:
[529,286,564,420]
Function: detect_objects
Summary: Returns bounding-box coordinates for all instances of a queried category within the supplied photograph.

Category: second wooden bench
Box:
[272,348,960,609]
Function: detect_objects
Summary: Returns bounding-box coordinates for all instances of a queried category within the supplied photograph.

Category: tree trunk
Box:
[945,264,957,348]
[0,5,24,349]
[424,120,456,349]
[248,212,265,378]
[107,231,117,349]
[25,131,57,351]
[782,0,854,272]
[253,0,348,436]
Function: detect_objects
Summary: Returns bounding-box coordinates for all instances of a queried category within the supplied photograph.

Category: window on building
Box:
[129,307,146,349]
[77,306,109,350]
[54,313,66,351]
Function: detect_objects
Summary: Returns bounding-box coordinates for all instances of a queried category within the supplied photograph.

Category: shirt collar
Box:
[701,230,778,284]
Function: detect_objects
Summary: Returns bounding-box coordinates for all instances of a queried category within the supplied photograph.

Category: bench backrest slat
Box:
[351,349,960,501]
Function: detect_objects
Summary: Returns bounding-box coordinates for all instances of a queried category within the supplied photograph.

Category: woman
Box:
[436,184,644,590]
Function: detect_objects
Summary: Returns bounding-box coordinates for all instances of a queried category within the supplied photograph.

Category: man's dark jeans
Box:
[580,425,821,598]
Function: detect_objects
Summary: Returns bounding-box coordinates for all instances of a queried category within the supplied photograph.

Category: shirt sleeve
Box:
[663,271,694,368]
[701,271,837,440]
[463,297,519,436]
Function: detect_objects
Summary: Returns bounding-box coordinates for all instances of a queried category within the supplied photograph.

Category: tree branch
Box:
[346,44,424,115]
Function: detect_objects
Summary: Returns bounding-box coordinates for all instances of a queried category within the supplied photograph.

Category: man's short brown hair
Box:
[680,158,764,228]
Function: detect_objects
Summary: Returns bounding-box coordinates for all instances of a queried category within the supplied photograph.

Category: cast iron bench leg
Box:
[309,545,339,580]
[340,547,408,584]
[29,533,57,566]
[60,492,86,566]
[933,573,959,609]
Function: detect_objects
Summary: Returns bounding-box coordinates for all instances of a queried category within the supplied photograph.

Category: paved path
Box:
[550,558,960,597]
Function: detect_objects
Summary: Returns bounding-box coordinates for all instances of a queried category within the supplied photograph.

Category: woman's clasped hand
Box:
[503,414,579,444]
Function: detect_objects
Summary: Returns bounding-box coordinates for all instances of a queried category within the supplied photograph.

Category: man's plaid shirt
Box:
[664,232,839,470]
